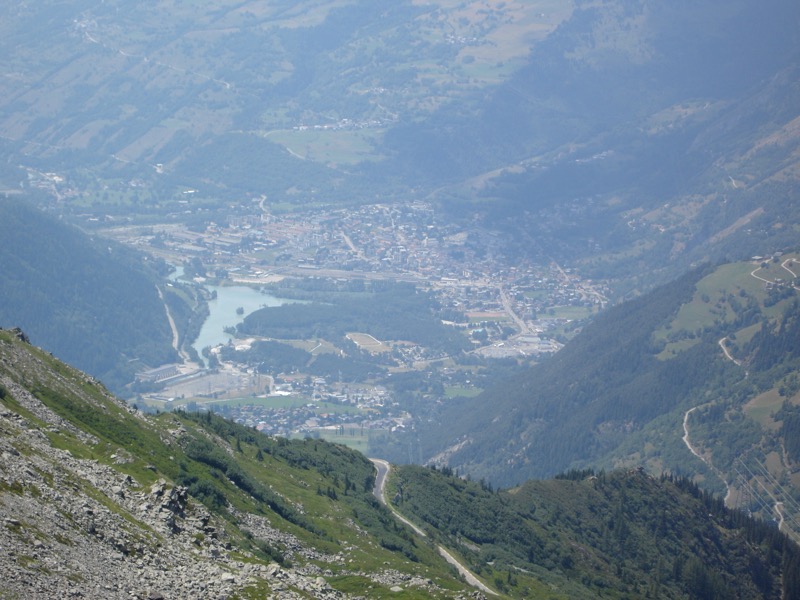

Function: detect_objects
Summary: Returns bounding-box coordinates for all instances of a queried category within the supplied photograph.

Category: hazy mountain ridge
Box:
[422,0,800,288]
[0,198,180,392]
[3,0,798,295]
[450,62,800,292]
[0,0,568,205]
[397,0,800,174]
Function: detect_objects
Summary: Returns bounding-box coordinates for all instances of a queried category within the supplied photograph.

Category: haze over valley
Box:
[2,1,800,597]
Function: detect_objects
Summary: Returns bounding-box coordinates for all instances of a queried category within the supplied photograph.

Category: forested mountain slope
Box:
[407,255,800,511]
[0,199,178,391]
[390,464,800,599]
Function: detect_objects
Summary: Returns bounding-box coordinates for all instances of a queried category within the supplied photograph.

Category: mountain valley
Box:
[2,0,800,596]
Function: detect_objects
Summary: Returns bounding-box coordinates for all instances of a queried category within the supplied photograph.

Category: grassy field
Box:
[656,338,700,360]
[444,385,482,399]
[673,263,754,328]
[146,394,366,417]
[283,338,340,355]
[265,128,384,165]
[467,312,510,323]
[347,332,392,354]
[206,396,365,415]
[655,256,800,357]
[654,261,764,348]
[523,290,550,301]
[744,389,784,430]
[654,254,800,359]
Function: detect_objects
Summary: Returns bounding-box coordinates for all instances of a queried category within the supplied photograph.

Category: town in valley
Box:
[98,199,610,448]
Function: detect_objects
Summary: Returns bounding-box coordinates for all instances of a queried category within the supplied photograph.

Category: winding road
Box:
[781,258,798,280]
[369,459,497,596]
[371,459,426,536]
[682,407,705,462]
[682,405,733,505]
[751,257,800,290]
[681,260,797,507]
[775,502,786,533]
[680,333,747,505]
[683,337,744,505]
[157,285,192,365]
[677,258,800,522]
[717,337,742,366]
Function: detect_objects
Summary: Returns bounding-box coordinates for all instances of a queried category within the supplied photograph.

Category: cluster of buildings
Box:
[194,379,409,440]
[116,201,608,334]
[117,200,611,441]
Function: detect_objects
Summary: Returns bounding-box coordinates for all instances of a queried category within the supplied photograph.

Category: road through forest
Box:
[681,260,798,508]
[369,459,498,596]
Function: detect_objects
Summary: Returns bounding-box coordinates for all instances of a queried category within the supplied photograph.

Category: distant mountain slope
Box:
[406,266,718,484]
[405,256,800,503]
[1,0,798,296]
[461,60,800,287]
[0,0,570,208]
[402,0,800,287]
[0,199,176,391]
[395,0,800,174]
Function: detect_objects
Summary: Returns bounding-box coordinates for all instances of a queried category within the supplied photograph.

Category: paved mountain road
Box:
[369,458,497,596]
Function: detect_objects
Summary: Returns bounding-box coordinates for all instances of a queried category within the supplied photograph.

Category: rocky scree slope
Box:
[0,328,477,599]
